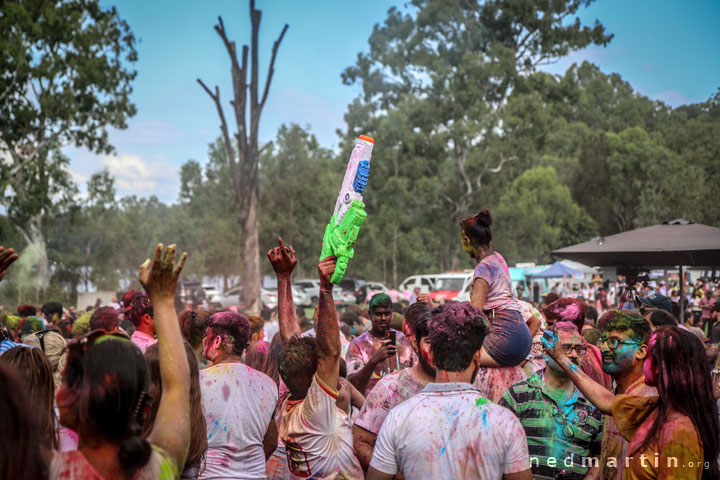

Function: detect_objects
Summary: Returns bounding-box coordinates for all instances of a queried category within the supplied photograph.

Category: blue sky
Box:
[66,0,720,203]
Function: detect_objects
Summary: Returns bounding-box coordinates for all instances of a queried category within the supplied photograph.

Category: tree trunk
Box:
[17,213,50,293]
[198,5,287,314]
[242,183,261,312]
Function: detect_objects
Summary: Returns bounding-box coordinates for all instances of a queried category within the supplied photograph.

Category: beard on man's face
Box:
[418,348,435,377]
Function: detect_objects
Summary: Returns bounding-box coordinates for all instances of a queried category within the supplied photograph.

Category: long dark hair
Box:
[0,363,49,479]
[63,334,152,479]
[143,341,207,471]
[631,327,719,479]
[0,346,58,449]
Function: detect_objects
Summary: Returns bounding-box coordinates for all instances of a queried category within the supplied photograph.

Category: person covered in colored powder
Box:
[500,323,604,480]
[461,209,539,368]
[352,301,435,472]
[346,293,417,396]
[542,297,613,391]
[51,244,192,479]
[198,311,278,479]
[128,293,157,354]
[543,324,720,480]
[593,310,657,480]
[268,237,364,479]
[367,303,533,480]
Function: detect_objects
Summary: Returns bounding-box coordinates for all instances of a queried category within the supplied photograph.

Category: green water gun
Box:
[320,135,374,284]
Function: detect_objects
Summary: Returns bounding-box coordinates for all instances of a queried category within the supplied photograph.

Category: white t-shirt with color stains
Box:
[354,367,425,435]
[199,362,278,479]
[371,382,531,479]
[278,375,363,480]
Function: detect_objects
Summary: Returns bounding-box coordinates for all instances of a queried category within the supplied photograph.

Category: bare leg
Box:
[526,316,541,338]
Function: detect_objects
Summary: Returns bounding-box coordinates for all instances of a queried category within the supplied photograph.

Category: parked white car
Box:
[203,285,222,308]
[399,274,437,294]
[215,285,294,309]
[293,278,355,305]
[366,281,390,295]
[216,286,243,308]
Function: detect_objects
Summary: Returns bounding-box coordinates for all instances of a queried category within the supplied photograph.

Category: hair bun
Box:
[474,209,492,228]
[117,425,152,477]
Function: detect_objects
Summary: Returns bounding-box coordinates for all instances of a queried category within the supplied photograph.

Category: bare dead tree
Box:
[198,0,288,311]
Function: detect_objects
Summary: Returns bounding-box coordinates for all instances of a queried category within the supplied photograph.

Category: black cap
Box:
[635,293,672,313]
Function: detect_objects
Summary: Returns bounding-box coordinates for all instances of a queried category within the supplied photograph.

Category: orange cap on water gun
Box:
[359,135,374,143]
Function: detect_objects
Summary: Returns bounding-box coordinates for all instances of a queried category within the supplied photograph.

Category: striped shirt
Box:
[499,371,603,480]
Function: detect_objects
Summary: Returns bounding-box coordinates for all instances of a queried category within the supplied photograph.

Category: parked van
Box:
[399,274,437,294]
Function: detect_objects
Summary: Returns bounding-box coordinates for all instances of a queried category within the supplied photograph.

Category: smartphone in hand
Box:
[386,330,396,347]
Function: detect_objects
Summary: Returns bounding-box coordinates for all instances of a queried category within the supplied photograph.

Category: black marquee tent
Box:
[552,219,720,320]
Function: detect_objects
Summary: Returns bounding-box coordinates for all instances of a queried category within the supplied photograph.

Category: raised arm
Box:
[316,256,341,389]
[267,237,301,344]
[140,244,191,471]
[542,329,615,415]
[0,246,19,282]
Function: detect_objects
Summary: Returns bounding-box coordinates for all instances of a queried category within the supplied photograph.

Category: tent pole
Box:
[679,264,684,323]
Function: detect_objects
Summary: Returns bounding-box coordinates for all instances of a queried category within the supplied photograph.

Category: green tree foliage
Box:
[2,2,719,308]
[175,140,242,290]
[258,124,337,278]
[494,167,597,264]
[340,0,611,272]
[0,0,137,290]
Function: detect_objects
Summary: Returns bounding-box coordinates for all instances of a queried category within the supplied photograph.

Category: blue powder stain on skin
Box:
[569,363,579,371]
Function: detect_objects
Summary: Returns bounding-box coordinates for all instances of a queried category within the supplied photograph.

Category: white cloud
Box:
[101,153,178,196]
[68,168,88,185]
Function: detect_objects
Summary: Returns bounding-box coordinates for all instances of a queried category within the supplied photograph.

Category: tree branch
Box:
[258,141,273,156]
[214,16,250,153]
[259,23,289,112]
[475,155,515,190]
[196,79,242,200]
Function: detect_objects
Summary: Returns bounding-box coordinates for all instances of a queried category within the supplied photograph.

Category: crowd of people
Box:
[0,208,719,480]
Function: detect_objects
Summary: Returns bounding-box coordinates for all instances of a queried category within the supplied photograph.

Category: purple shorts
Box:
[482,308,532,367]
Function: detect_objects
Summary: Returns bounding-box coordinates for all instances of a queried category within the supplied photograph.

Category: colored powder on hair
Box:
[559,302,580,321]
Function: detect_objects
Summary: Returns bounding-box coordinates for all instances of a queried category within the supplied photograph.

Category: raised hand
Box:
[416,293,437,306]
[0,247,18,282]
[139,243,187,301]
[266,237,297,278]
[541,328,566,362]
[318,256,337,292]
